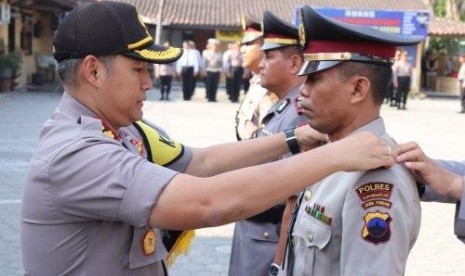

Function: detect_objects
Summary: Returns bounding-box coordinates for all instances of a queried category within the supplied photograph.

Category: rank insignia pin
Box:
[142,229,156,256]
[130,138,145,156]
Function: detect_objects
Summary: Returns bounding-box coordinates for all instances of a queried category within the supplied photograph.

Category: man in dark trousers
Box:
[176,40,201,100]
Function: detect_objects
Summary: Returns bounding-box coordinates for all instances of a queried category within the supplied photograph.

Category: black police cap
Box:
[261,10,300,51]
[53,1,182,64]
[297,5,422,76]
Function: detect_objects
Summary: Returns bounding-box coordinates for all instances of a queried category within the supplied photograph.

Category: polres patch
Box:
[362,211,392,244]
[356,182,393,202]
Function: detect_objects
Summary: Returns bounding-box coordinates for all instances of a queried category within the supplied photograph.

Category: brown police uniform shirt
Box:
[235,74,277,140]
[21,92,192,275]
[281,118,421,276]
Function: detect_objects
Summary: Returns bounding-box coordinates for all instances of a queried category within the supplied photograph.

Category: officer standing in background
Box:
[392,50,413,110]
[176,40,201,100]
[229,11,307,276]
[235,14,277,141]
[280,6,422,275]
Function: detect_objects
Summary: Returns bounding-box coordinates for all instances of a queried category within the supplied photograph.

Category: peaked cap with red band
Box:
[261,10,300,51]
[241,14,263,45]
[297,5,422,76]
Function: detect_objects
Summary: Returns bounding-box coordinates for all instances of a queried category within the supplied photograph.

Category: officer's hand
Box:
[330,131,396,171]
[294,124,329,152]
[396,142,463,200]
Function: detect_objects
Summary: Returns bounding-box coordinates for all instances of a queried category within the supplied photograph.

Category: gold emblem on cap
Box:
[298,10,306,47]
[135,47,183,63]
[142,229,156,256]
[341,52,352,60]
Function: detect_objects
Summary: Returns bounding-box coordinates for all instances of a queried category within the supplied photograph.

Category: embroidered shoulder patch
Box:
[356,182,393,202]
[133,121,184,166]
[362,211,392,244]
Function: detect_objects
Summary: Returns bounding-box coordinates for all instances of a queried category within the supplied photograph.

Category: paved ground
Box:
[1,82,464,275]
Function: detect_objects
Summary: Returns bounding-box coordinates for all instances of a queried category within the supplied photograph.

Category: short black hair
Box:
[337,61,392,105]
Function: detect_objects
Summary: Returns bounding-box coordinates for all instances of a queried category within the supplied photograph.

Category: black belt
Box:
[246,204,285,224]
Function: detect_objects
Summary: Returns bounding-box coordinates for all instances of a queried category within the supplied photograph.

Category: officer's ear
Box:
[288,52,304,75]
[349,77,370,104]
[81,55,101,87]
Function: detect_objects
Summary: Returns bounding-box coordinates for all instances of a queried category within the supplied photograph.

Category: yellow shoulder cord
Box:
[133,121,195,267]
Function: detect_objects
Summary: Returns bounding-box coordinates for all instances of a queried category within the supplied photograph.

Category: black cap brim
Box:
[297,60,342,76]
[123,44,183,64]
[261,42,289,51]
[241,33,263,45]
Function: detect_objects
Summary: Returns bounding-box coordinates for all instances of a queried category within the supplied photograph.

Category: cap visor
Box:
[241,34,262,45]
[297,60,342,76]
[123,44,183,64]
[260,42,290,51]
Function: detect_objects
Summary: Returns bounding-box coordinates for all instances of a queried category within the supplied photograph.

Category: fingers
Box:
[295,125,329,151]
[395,141,420,156]
[395,141,425,163]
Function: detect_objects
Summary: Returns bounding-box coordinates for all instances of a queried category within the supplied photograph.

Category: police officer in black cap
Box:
[280,6,423,276]
[229,10,308,276]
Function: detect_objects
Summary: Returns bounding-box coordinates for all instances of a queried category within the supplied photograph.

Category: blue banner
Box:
[294,7,429,40]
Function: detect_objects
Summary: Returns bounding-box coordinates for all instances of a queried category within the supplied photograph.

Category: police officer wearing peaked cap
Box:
[234,13,277,141]
[280,6,423,276]
[241,13,264,45]
[230,10,308,276]
[260,10,300,51]
[297,6,421,76]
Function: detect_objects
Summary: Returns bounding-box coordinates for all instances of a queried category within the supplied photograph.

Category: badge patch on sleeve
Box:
[356,182,394,209]
[356,182,393,201]
[133,121,184,166]
[362,211,392,244]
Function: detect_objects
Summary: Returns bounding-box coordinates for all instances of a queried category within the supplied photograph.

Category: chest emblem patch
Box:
[362,211,392,244]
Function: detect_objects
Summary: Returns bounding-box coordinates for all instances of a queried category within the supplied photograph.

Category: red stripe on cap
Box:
[305,40,395,58]
[246,27,260,33]
[265,32,293,39]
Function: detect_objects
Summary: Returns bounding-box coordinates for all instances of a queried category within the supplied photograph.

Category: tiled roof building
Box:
[113,0,465,36]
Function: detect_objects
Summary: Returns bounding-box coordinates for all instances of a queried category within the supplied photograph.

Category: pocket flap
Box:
[293,216,331,249]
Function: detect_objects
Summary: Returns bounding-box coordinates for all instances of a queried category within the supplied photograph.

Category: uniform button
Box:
[263,232,270,239]
[304,191,312,201]
[307,233,313,242]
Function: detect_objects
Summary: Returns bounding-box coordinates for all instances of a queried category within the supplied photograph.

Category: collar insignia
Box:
[276,98,290,113]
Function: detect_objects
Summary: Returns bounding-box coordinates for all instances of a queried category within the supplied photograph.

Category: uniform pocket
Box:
[245,220,280,242]
[293,215,332,249]
[290,215,333,275]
